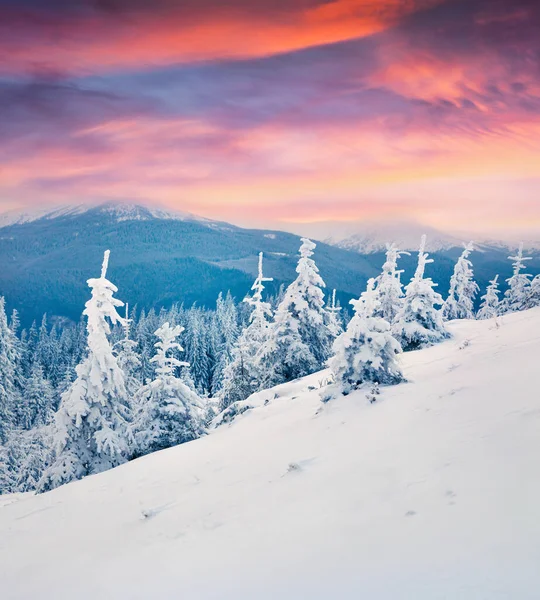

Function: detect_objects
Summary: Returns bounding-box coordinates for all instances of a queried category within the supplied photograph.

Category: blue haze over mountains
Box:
[0,203,538,327]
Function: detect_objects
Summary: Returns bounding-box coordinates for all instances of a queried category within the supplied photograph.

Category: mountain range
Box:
[0,202,538,326]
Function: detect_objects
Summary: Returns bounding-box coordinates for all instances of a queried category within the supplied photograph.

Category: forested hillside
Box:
[2,203,537,326]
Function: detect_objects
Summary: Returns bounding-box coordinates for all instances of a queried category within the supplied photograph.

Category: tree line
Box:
[1,237,539,494]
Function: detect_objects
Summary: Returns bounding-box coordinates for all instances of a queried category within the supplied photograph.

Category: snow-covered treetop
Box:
[299,237,317,259]
[486,274,499,289]
[413,235,435,282]
[350,278,379,318]
[295,238,326,289]
[245,252,273,308]
[84,250,126,355]
[122,303,132,340]
[151,322,189,377]
[382,242,409,275]
[508,243,532,277]
[328,289,341,313]
[462,241,474,256]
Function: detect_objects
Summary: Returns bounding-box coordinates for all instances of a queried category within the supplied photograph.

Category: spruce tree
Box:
[326,289,343,338]
[261,238,333,386]
[114,304,142,399]
[329,279,403,395]
[524,275,540,310]
[393,235,449,351]
[0,297,19,445]
[132,322,204,457]
[442,242,479,320]
[477,275,501,320]
[19,363,55,430]
[219,253,273,410]
[38,250,131,492]
[184,308,211,395]
[501,243,532,313]
[375,243,409,323]
[211,292,239,394]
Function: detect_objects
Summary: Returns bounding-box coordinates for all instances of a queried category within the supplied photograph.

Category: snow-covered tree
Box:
[326,289,343,338]
[375,243,409,323]
[442,242,479,321]
[219,253,273,410]
[18,363,55,430]
[211,292,239,394]
[183,308,211,394]
[132,322,204,457]
[38,251,131,492]
[477,275,501,320]
[393,235,449,351]
[0,427,52,494]
[114,304,142,398]
[0,297,19,445]
[260,238,333,386]
[329,279,403,395]
[524,275,540,310]
[501,243,532,313]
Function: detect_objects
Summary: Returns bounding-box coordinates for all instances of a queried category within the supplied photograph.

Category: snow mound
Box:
[1,309,540,599]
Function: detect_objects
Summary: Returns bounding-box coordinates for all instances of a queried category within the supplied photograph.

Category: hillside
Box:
[1,202,539,327]
[0,202,381,326]
[1,309,539,599]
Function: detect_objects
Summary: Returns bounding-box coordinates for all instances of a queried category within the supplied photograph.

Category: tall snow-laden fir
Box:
[442,242,479,321]
[113,304,142,399]
[132,322,204,457]
[375,243,409,323]
[501,243,532,313]
[211,292,240,395]
[18,363,55,430]
[329,278,403,395]
[0,297,20,445]
[477,275,501,320]
[326,289,343,338]
[393,235,449,351]
[219,253,273,410]
[260,238,333,386]
[183,308,211,395]
[38,251,131,492]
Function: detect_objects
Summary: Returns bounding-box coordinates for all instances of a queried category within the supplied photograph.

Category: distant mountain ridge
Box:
[281,217,540,253]
[0,202,539,326]
[0,202,210,229]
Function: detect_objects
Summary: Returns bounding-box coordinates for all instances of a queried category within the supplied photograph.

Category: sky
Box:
[0,0,539,236]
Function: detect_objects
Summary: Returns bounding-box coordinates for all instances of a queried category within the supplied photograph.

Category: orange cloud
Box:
[0,1,442,74]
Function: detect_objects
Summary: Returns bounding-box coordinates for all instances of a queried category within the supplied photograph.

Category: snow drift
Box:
[1,309,540,599]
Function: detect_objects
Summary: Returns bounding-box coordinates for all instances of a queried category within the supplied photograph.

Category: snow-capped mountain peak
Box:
[284,218,466,253]
[0,201,211,229]
[282,218,540,253]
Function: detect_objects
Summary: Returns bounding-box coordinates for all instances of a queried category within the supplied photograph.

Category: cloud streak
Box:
[0,0,539,234]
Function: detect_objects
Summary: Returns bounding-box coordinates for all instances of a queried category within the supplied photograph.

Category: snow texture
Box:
[2,308,540,599]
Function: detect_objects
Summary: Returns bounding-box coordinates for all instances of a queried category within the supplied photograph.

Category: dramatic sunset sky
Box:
[0,0,539,235]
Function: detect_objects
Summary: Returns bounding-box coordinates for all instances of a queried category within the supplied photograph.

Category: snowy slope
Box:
[1,309,540,599]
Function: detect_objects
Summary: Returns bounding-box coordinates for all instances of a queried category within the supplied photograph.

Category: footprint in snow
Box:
[140,501,175,521]
[445,490,457,505]
[282,457,317,477]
